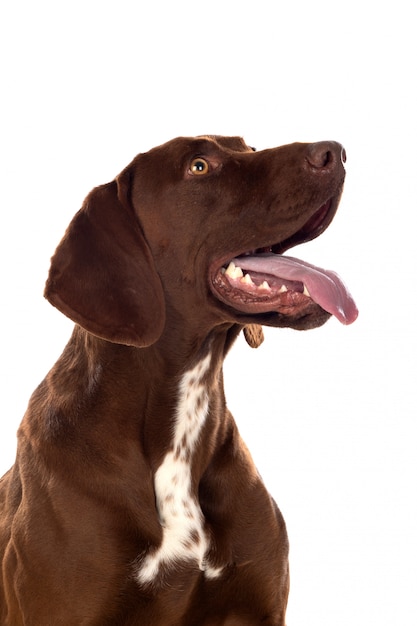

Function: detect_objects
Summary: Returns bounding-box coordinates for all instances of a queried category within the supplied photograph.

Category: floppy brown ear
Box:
[44,178,166,347]
[243,324,264,348]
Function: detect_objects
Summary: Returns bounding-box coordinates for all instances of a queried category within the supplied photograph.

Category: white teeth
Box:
[225,261,243,279]
[240,273,255,286]
[259,280,271,291]
[224,265,312,299]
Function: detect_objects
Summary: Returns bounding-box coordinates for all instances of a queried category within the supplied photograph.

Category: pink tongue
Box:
[233,253,358,325]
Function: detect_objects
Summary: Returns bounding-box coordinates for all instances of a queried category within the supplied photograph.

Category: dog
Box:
[0,135,357,625]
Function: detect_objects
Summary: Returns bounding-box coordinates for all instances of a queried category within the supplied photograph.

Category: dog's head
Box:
[45,136,357,348]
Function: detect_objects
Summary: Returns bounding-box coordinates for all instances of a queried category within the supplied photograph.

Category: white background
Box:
[1,1,416,624]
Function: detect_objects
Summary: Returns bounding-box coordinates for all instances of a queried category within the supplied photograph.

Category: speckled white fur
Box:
[136,352,222,585]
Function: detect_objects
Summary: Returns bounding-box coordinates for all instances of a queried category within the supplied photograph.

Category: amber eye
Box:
[190,158,210,176]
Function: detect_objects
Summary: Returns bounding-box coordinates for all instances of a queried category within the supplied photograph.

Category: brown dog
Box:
[0,136,357,625]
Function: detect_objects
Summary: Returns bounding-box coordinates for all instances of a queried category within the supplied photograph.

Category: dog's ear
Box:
[44,176,166,348]
[243,324,264,348]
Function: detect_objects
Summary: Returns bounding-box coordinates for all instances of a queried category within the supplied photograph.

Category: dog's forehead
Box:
[199,135,253,153]
[145,135,253,159]
[125,135,257,188]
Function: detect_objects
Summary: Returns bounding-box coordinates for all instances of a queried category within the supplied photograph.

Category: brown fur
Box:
[0,136,346,625]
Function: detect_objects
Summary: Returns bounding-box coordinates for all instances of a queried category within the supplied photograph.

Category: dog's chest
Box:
[136,352,221,585]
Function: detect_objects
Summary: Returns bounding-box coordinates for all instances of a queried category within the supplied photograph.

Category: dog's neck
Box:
[35,323,240,469]
[19,323,246,587]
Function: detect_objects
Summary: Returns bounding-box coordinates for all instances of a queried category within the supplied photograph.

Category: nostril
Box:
[306,141,345,170]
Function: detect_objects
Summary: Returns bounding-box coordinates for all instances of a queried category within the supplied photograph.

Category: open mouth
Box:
[210,199,358,325]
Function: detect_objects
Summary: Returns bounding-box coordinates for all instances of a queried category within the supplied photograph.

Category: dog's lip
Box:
[211,198,335,278]
[209,198,358,325]
[269,198,334,254]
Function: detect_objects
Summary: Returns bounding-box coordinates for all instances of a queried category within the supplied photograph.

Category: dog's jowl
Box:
[0,136,357,626]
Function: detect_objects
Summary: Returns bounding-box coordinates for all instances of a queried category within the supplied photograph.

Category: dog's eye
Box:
[190,158,210,176]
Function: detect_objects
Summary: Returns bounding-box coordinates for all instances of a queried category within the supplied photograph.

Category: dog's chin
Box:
[211,269,332,330]
[258,308,332,331]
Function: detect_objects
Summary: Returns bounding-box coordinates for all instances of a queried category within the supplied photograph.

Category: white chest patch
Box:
[136,352,222,585]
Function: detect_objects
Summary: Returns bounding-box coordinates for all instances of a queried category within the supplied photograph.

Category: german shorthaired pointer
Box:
[0,136,357,625]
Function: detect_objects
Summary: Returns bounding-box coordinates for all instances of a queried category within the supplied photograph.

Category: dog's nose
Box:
[306,141,346,170]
